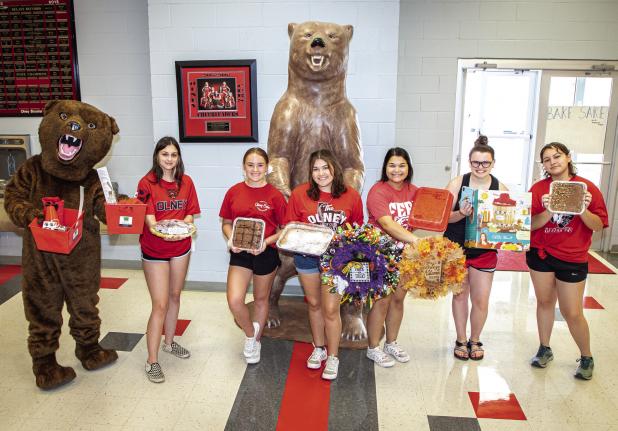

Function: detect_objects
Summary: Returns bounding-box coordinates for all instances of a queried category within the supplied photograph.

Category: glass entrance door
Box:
[535,71,618,249]
[459,69,538,192]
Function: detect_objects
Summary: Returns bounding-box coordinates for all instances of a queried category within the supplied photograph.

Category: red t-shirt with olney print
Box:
[137,172,201,258]
[530,175,608,263]
[366,181,418,231]
[285,182,364,230]
[219,182,287,246]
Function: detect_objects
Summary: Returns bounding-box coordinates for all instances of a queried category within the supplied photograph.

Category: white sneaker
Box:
[322,355,339,380]
[366,346,395,368]
[243,322,261,364]
[384,341,410,363]
[306,346,327,369]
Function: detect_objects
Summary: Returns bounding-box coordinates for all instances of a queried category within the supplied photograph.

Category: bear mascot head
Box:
[40,99,119,181]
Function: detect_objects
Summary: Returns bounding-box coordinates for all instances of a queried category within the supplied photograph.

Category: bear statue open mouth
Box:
[57,134,83,161]
[310,55,325,68]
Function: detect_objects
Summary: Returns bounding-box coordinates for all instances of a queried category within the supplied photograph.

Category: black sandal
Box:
[454,340,469,361]
[468,340,484,361]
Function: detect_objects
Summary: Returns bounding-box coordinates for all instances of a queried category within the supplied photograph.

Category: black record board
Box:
[0,0,80,116]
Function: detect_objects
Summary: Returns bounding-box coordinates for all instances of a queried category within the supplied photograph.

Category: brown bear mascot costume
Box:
[4,100,119,390]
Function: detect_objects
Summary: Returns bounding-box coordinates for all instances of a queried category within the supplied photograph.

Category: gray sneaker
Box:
[145,361,165,383]
[162,341,190,359]
[575,356,594,380]
[531,345,553,368]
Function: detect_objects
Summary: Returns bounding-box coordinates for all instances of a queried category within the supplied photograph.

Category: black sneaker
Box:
[531,345,553,368]
[162,341,190,359]
[575,356,594,380]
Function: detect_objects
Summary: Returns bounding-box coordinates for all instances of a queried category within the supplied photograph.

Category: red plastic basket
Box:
[29,208,83,254]
[104,203,147,234]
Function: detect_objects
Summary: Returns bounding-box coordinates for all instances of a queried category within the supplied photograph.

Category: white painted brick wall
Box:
[148,0,400,281]
[396,0,618,250]
[0,0,153,260]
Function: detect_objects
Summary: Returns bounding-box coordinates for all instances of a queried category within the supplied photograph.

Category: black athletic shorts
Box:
[229,246,280,276]
[142,247,191,262]
[526,248,588,283]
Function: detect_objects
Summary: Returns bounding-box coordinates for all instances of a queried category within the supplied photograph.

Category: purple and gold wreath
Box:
[320,223,402,308]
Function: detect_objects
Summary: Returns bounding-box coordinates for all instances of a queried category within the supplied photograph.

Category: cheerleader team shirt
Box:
[219,182,288,246]
[366,181,418,231]
[137,172,201,259]
[285,182,364,229]
[530,175,608,263]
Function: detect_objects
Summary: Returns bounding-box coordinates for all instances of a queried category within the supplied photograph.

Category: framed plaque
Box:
[175,60,258,143]
[0,0,80,117]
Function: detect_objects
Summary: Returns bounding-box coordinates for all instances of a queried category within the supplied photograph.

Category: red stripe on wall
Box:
[276,342,331,431]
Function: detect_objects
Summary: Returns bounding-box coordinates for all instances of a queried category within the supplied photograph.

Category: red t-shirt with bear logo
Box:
[285,182,364,230]
[529,175,608,263]
[219,182,287,247]
[137,172,201,258]
[366,181,418,231]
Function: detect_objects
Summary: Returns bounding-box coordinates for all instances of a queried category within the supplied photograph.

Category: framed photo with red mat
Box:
[175,60,258,143]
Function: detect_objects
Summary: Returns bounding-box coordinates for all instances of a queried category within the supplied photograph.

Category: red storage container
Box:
[408,187,453,232]
[29,208,83,254]
[104,202,147,234]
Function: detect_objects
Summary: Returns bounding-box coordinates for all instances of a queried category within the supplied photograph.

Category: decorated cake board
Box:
[462,187,532,252]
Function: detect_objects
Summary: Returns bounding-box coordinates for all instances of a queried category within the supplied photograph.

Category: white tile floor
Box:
[1,253,617,430]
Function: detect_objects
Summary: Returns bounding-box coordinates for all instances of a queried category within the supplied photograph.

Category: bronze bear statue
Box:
[266,21,367,340]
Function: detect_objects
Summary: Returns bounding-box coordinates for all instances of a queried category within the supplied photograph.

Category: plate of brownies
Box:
[548,181,587,215]
[232,217,266,251]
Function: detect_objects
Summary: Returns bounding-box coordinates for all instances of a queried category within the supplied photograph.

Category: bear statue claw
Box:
[75,343,118,371]
[267,306,282,329]
[341,306,367,341]
[33,353,76,390]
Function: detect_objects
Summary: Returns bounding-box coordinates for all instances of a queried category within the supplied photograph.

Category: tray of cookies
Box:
[548,181,587,215]
[151,219,196,240]
[276,222,334,256]
[231,217,265,251]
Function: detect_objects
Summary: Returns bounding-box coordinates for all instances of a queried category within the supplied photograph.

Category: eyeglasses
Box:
[470,160,492,168]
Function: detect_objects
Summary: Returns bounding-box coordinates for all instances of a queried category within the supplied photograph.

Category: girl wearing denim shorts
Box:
[285,149,363,380]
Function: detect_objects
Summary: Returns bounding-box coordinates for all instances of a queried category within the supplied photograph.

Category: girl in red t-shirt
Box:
[137,137,201,383]
[285,149,363,380]
[366,147,419,367]
[527,142,608,380]
[220,148,287,365]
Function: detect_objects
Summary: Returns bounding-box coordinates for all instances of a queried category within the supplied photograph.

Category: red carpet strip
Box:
[100,277,128,289]
[468,392,527,420]
[276,342,331,431]
[0,265,22,285]
[496,251,615,274]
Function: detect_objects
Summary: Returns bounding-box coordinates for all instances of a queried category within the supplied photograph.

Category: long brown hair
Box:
[150,136,185,187]
[468,134,495,161]
[540,142,577,178]
[306,149,346,201]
